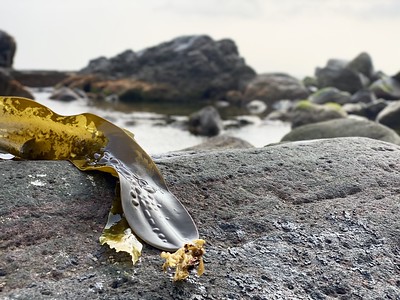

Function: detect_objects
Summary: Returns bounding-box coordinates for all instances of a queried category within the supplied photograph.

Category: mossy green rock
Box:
[290,100,347,128]
[309,87,351,105]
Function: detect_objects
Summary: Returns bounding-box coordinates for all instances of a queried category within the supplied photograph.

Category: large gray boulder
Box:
[0,30,16,68]
[281,118,400,145]
[243,73,310,106]
[79,35,256,101]
[1,137,400,299]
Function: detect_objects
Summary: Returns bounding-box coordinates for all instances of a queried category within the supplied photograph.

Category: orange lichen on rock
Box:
[161,239,206,281]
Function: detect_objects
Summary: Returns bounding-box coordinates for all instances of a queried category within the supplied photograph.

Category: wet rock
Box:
[376,100,400,133]
[182,135,254,151]
[49,86,85,102]
[343,99,387,120]
[289,100,347,128]
[243,73,309,106]
[1,137,400,299]
[346,52,374,79]
[309,87,351,105]
[350,88,377,104]
[315,66,364,94]
[369,74,400,100]
[0,30,16,68]
[281,118,400,145]
[79,35,255,102]
[188,106,223,136]
[315,53,373,93]
[0,68,34,99]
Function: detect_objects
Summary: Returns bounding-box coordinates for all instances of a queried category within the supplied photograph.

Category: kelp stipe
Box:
[0,97,199,251]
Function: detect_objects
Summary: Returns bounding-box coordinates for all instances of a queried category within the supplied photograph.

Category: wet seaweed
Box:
[0,96,200,265]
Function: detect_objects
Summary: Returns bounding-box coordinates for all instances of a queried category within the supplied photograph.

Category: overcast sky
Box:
[2,0,399,77]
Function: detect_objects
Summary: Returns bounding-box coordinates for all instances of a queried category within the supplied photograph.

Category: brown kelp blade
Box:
[0,97,198,251]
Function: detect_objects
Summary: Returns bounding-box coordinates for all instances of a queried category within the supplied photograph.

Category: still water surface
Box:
[31,88,291,155]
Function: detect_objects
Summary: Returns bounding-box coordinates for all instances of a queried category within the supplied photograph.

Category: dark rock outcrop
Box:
[315,52,374,93]
[281,118,400,145]
[346,52,374,79]
[188,105,223,136]
[243,73,309,106]
[1,137,400,299]
[0,30,16,68]
[79,35,256,102]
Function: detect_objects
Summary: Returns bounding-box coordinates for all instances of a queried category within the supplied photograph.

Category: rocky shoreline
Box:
[1,29,400,142]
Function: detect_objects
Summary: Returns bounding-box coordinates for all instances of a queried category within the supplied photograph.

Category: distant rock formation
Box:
[77,35,256,102]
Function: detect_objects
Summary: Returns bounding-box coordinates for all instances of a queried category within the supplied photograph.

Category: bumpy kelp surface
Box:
[0,97,199,254]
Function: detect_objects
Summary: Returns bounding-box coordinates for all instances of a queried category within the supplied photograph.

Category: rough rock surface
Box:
[281,118,400,145]
[183,135,254,151]
[0,30,16,68]
[79,35,256,101]
[1,137,400,299]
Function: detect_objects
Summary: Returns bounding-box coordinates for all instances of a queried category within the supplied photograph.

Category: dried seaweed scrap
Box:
[161,239,206,281]
[0,96,199,254]
[99,194,143,264]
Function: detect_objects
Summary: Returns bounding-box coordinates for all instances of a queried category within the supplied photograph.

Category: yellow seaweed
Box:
[161,239,206,281]
[0,97,199,255]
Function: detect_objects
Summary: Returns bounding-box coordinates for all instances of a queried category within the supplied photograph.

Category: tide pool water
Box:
[31,88,291,155]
